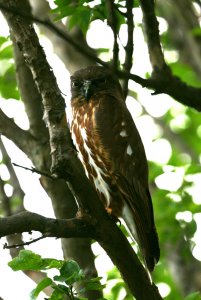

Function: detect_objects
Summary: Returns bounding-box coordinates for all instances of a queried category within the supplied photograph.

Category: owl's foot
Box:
[106,208,121,225]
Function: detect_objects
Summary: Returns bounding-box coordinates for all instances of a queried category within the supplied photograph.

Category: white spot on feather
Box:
[121,121,125,126]
[120,129,128,137]
[126,144,133,156]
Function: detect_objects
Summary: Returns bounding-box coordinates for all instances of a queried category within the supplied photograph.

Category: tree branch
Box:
[105,0,119,70]
[122,0,134,97]
[0,109,36,155]
[139,0,166,71]
[118,70,201,111]
[137,0,201,112]
[11,29,48,140]
[0,210,162,300]
[0,212,93,238]
[0,136,25,205]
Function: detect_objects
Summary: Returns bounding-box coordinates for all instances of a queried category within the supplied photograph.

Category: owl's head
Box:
[70,66,123,102]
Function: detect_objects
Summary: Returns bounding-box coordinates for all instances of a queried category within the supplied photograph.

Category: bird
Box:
[68,65,160,272]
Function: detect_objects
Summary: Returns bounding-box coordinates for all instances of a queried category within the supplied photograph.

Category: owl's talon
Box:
[106,208,121,225]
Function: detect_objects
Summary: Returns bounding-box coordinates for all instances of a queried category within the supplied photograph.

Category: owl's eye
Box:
[71,80,81,88]
[93,78,107,86]
[98,78,106,84]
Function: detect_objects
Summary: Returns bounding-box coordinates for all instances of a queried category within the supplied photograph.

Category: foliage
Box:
[0,37,19,99]
[9,250,105,300]
[52,0,126,34]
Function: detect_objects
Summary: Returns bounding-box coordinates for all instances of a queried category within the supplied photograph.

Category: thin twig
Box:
[105,0,119,70]
[12,162,54,179]
[122,0,134,97]
[3,235,48,249]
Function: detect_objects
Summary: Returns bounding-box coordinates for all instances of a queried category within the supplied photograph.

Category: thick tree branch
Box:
[0,212,93,238]
[138,0,201,111]
[12,32,48,140]
[139,0,166,70]
[137,0,201,112]
[157,0,201,79]
[0,109,36,155]
[0,210,162,300]
[118,70,201,111]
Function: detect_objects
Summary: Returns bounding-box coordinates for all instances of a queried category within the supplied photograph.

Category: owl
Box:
[68,66,160,272]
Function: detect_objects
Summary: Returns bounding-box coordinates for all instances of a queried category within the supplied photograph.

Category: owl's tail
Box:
[122,201,160,272]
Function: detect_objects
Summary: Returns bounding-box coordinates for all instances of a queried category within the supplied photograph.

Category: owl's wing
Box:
[96,95,160,271]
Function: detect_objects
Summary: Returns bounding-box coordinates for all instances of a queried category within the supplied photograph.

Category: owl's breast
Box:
[70,103,123,214]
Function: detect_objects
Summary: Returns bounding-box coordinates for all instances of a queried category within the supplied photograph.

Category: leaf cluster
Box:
[52,0,126,35]
[0,37,19,99]
[9,250,105,300]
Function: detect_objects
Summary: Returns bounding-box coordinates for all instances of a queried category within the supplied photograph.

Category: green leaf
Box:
[68,7,92,34]
[0,36,8,46]
[8,250,44,271]
[54,260,84,285]
[30,277,52,300]
[191,27,201,37]
[170,62,201,88]
[107,267,120,281]
[53,6,76,21]
[52,284,70,294]
[184,291,201,300]
[49,289,65,300]
[0,64,19,100]
[0,41,13,59]
[81,278,105,292]
[8,250,63,271]
[42,258,64,269]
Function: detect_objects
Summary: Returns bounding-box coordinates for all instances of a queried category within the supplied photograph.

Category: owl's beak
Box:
[82,80,92,101]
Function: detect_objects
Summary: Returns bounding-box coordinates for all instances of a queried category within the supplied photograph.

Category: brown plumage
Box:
[69,66,160,272]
